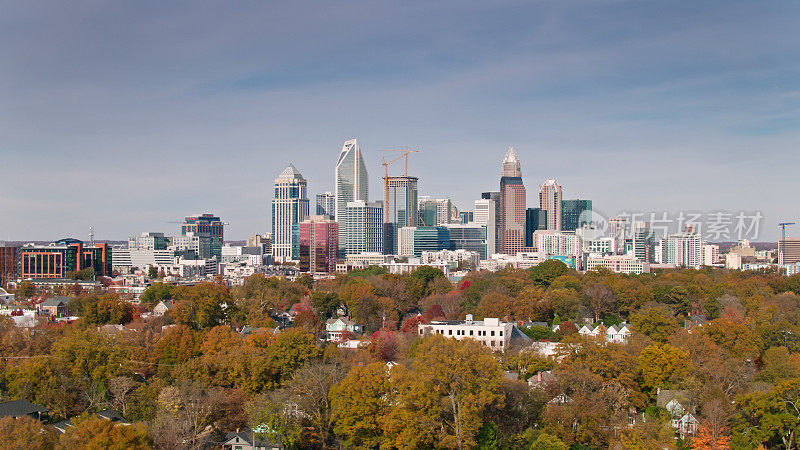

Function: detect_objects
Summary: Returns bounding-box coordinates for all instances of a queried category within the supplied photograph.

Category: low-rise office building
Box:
[19,239,111,279]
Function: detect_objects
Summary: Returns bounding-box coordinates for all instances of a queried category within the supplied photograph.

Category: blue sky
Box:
[1,0,799,241]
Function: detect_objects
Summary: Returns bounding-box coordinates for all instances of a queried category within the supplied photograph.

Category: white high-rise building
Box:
[608,216,627,255]
[398,226,417,257]
[536,232,581,260]
[474,199,497,255]
[344,201,383,256]
[539,179,562,231]
[335,139,368,249]
[660,231,702,269]
[702,244,720,266]
[272,164,309,262]
[316,191,336,219]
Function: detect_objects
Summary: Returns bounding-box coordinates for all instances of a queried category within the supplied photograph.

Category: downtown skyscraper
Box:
[272,164,309,262]
[499,148,527,255]
[539,179,562,231]
[384,176,418,254]
[335,139,368,251]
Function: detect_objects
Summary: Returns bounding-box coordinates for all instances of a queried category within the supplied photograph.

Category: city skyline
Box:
[2,1,799,241]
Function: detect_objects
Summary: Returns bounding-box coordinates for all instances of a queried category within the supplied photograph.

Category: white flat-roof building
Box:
[586,255,650,274]
[112,248,176,269]
[421,249,479,268]
[344,252,393,266]
[479,252,542,271]
[381,261,450,278]
[418,315,513,351]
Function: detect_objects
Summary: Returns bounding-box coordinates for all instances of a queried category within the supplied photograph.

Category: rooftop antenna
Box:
[89,226,94,247]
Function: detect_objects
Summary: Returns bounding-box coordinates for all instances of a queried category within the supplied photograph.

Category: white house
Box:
[674,413,699,438]
[605,325,631,342]
[578,324,630,343]
[417,315,514,352]
[152,300,173,317]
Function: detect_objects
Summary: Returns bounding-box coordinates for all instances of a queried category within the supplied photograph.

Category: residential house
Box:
[528,370,556,388]
[222,428,283,450]
[153,300,173,316]
[578,324,630,343]
[325,317,362,342]
[52,409,131,434]
[605,324,631,342]
[0,399,49,420]
[657,389,697,437]
[675,413,699,438]
[37,297,69,318]
[684,315,707,332]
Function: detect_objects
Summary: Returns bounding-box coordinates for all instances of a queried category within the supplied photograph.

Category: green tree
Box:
[529,432,568,450]
[170,282,233,329]
[310,291,340,318]
[529,260,569,287]
[53,328,130,385]
[476,421,499,449]
[139,283,174,308]
[630,306,679,343]
[83,294,134,324]
[147,266,158,279]
[732,378,800,449]
[348,265,388,278]
[756,346,800,384]
[549,288,582,320]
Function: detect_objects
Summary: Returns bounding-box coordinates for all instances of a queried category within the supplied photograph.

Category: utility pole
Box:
[778,222,795,265]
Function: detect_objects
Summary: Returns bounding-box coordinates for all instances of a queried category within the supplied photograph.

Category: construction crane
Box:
[779,222,795,264]
[377,148,418,224]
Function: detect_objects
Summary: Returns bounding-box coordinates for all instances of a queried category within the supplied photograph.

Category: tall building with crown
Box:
[539,179,562,231]
[335,139,368,252]
[499,148,527,255]
[272,164,309,261]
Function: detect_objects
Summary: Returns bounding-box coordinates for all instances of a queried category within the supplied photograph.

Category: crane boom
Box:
[378,148,419,223]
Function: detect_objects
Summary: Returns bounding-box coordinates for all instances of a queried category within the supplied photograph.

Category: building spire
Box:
[501,147,521,177]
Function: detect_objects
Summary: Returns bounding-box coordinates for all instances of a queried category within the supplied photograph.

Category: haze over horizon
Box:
[2,1,799,241]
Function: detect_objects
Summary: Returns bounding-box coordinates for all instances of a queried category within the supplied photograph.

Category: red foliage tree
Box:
[369,329,398,361]
[426,304,446,320]
[400,315,428,334]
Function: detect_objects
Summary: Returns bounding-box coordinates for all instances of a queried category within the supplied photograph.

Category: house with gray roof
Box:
[0,399,48,420]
